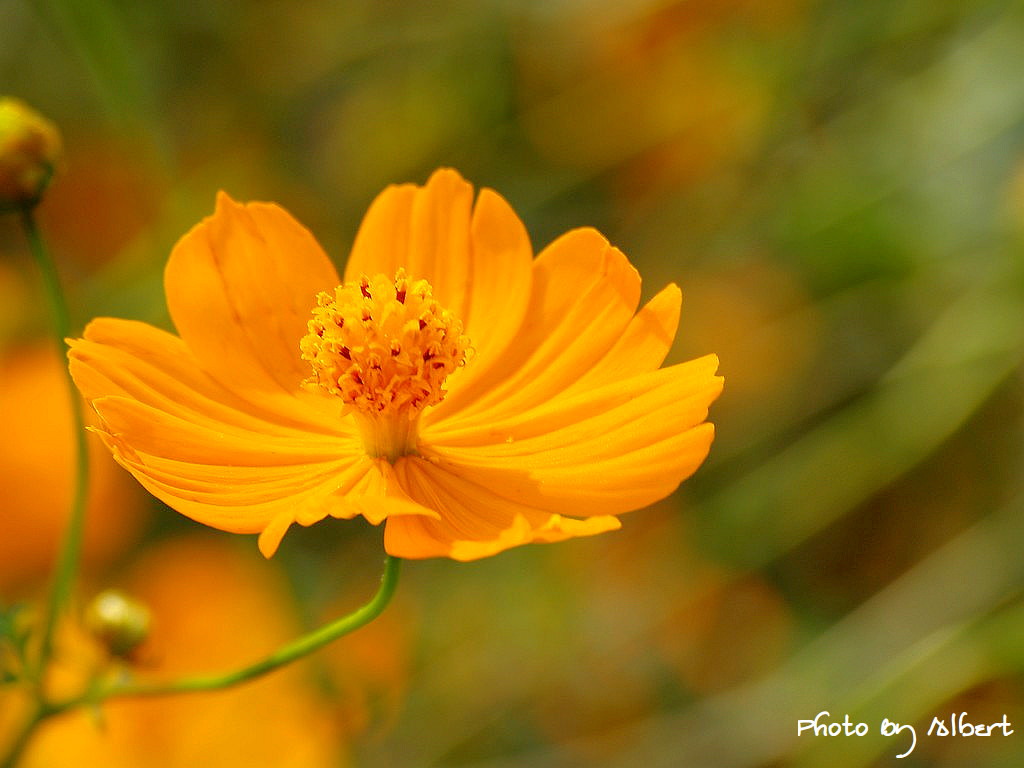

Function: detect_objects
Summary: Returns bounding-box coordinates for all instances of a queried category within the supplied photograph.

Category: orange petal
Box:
[426,353,719,447]
[422,356,723,517]
[255,461,437,556]
[344,183,416,282]
[90,394,350,466]
[105,448,369,507]
[383,457,620,560]
[70,313,439,557]
[258,511,296,557]
[70,318,347,436]
[98,433,422,558]
[344,171,535,398]
[559,282,681,394]
[439,187,534,401]
[341,459,442,526]
[428,423,717,519]
[164,192,340,399]
[78,368,376,553]
[103,436,371,532]
[344,169,474,318]
[429,227,641,423]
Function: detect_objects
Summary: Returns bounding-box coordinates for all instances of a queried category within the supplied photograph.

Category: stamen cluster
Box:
[300,269,470,418]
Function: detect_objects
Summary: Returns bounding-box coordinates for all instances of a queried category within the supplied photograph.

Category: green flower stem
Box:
[1,556,400,767]
[19,205,90,676]
[0,205,90,768]
[66,554,401,707]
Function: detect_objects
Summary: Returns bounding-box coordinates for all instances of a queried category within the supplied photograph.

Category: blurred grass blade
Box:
[699,263,1024,567]
[539,488,1024,768]
[30,0,158,129]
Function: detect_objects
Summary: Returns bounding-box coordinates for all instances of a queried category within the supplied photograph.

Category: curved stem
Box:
[60,554,401,708]
[2,206,90,768]
[19,205,90,674]
[2,555,401,766]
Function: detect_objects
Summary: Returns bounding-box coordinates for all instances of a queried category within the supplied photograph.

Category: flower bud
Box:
[0,97,62,208]
[84,589,151,658]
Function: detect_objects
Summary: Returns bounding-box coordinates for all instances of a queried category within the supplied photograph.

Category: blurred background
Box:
[2,0,1024,766]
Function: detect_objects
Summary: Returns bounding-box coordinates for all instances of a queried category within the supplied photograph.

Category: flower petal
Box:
[344,171,534,397]
[71,325,387,555]
[422,356,723,517]
[445,187,534,397]
[344,168,473,319]
[70,318,345,436]
[258,512,295,558]
[94,420,432,558]
[429,424,717,519]
[560,282,681,394]
[342,460,442,526]
[383,457,620,560]
[164,192,340,398]
[257,462,442,558]
[428,227,641,423]
[99,427,370,532]
[426,354,719,446]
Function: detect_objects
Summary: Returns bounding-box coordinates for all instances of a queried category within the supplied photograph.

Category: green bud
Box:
[0,97,62,208]
[85,589,151,658]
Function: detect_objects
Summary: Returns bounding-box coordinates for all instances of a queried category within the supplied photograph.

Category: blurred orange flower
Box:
[68,168,722,560]
[0,346,145,594]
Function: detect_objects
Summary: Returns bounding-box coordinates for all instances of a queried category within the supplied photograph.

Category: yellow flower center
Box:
[300,269,470,461]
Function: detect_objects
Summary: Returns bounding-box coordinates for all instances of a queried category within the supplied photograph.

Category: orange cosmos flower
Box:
[68,169,722,560]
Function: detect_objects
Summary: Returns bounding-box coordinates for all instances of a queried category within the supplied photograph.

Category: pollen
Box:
[300,269,470,460]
